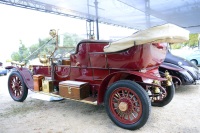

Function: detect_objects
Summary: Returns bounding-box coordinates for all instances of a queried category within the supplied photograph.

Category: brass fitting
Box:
[49,29,57,38]
[152,80,160,93]
[165,70,172,86]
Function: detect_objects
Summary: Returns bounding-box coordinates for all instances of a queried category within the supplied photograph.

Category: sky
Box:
[0,4,134,63]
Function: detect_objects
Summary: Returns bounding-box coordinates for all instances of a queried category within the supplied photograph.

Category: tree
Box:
[62,33,82,47]
[170,33,199,49]
[10,33,83,62]
[187,34,199,48]
[28,38,52,60]
[11,40,29,62]
[11,52,20,61]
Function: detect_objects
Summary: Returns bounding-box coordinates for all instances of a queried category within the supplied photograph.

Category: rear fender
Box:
[98,71,166,104]
[11,67,34,90]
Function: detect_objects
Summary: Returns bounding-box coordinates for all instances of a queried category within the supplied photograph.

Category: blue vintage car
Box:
[185,50,200,66]
[0,67,7,76]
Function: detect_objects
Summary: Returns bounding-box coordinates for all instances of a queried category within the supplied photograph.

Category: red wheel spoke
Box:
[115,92,121,98]
[126,91,130,98]
[16,77,19,82]
[17,90,20,96]
[114,107,118,111]
[122,90,125,97]
[20,87,22,91]
[14,90,17,96]
[113,95,120,101]
[130,112,137,119]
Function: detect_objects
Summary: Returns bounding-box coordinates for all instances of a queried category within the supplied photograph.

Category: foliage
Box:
[59,33,82,47]
[11,33,82,62]
[11,40,29,62]
[28,38,52,60]
[170,43,183,49]
[187,34,199,48]
[171,33,199,49]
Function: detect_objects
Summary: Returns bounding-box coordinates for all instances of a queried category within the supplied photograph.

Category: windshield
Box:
[28,33,76,65]
[52,33,76,59]
[53,47,75,59]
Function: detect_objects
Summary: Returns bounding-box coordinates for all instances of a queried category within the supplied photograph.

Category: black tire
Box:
[104,80,151,130]
[8,71,28,102]
[190,59,198,66]
[152,84,175,107]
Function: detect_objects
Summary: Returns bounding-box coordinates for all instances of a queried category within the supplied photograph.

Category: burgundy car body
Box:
[29,40,167,103]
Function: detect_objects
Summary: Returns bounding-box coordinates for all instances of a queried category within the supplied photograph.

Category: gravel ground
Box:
[0,74,200,133]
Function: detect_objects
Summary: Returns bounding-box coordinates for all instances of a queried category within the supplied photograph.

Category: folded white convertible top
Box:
[104,23,189,52]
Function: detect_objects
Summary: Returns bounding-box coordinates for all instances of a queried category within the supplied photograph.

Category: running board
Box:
[33,91,98,105]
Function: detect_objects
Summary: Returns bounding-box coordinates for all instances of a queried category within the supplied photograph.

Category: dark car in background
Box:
[159,50,200,88]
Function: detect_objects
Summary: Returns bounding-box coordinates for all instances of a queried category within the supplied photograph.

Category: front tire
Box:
[104,80,151,130]
[8,71,28,102]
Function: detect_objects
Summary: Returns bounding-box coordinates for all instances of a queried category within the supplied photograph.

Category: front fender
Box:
[11,67,34,90]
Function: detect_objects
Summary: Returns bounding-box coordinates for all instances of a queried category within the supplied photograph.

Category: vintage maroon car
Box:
[7,24,189,130]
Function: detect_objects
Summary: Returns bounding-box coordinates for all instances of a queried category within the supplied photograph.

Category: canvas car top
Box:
[103,24,189,52]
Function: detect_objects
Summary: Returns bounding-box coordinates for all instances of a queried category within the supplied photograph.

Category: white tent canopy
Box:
[0,0,200,33]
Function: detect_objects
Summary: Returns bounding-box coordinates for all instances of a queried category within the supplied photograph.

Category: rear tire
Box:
[8,71,28,102]
[104,80,151,130]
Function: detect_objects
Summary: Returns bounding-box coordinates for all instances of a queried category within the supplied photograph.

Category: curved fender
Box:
[12,67,34,90]
[160,63,184,71]
[98,71,166,104]
[159,63,183,87]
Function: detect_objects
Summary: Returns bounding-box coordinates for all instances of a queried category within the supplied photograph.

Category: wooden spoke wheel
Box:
[8,71,28,102]
[105,80,151,130]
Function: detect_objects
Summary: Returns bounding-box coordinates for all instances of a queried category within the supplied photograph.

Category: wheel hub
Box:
[13,82,20,90]
[118,102,128,111]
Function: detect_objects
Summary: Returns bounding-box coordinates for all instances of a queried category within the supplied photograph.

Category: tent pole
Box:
[94,0,99,40]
